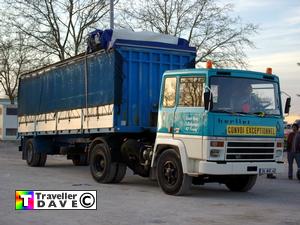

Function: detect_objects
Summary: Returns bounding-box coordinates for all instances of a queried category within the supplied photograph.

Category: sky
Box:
[226,0,300,115]
[1,0,300,116]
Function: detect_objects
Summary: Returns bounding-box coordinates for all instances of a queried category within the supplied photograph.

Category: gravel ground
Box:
[0,141,299,225]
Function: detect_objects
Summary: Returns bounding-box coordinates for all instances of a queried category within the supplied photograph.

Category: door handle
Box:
[168,127,179,133]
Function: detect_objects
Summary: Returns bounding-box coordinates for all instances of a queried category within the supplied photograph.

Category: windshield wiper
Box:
[211,110,248,116]
[252,112,266,116]
[236,112,268,117]
[235,111,251,114]
[211,110,272,117]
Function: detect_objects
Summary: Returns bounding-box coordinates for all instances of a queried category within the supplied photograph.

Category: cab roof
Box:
[163,68,280,82]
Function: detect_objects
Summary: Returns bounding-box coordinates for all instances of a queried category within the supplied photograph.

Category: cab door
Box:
[157,76,177,137]
[173,75,206,159]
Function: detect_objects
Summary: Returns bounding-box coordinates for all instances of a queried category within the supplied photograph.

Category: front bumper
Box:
[188,160,284,176]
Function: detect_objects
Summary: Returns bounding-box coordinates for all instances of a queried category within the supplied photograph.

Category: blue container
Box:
[18,40,196,133]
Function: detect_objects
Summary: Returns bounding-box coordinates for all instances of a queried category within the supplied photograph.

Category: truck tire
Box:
[225,175,257,192]
[157,149,191,195]
[38,154,47,167]
[25,139,47,167]
[72,154,89,166]
[89,143,117,183]
[112,163,127,183]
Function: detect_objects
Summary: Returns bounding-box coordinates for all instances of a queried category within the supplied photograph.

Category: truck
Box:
[18,30,290,195]
[0,102,18,141]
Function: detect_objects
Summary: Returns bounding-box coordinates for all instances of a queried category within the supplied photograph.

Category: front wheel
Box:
[225,175,257,192]
[157,149,191,195]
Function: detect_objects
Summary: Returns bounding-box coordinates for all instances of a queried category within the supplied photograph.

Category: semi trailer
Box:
[18,30,288,195]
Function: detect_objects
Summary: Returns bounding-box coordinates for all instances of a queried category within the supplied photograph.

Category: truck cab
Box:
[152,67,285,195]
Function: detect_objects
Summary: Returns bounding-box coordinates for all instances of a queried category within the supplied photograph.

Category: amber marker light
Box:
[210,141,224,147]
[266,67,272,74]
[206,60,213,69]
[277,142,283,148]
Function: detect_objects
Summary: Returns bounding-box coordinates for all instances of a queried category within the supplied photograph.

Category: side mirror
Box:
[204,91,213,110]
[284,97,291,114]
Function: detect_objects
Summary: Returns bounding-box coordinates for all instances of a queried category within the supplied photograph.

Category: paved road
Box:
[0,141,299,225]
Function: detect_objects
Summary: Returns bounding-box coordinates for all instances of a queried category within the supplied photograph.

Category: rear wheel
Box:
[225,175,257,192]
[89,143,117,183]
[25,139,47,167]
[157,149,191,195]
[38,154,47,166]
[112,163,127,183]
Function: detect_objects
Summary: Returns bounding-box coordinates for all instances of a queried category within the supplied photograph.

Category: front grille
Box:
[226,141,274,161]
[227,142,274,147]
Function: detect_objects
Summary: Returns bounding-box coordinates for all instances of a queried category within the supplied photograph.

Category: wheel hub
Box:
[27,144,33,161]
[163,161,178,185]
[94,155,106,174]
[100,159,105,169]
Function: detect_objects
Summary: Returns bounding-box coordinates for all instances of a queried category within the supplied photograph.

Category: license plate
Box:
[259,168,276,175]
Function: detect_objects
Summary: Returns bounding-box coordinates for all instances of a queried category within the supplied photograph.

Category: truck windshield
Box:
[210,76,281,116]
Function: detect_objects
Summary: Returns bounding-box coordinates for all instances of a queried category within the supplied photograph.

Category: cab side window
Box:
[179,77,205,107]
[162,77,177,107]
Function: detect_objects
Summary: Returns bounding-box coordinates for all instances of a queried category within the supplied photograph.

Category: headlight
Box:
[208,140,225,160]
[210,149,221,157]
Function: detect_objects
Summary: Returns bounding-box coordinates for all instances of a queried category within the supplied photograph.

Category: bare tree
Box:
[0,33,44,104]
[117,0,257,68]
[179,77,204,107]
[2,0,112,61]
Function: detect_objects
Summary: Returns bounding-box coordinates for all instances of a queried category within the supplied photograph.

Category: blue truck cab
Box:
[151,66,286,194]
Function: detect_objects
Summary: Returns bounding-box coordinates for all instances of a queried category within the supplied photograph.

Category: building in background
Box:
[0,98,18,141]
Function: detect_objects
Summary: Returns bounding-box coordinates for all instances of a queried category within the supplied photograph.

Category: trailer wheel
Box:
[157,149,191,195]
[112,163,127,183]
[225,175,257,192]
[72,154,89,166]
[90,143,117,183]
[38,154,47,167]
[25,139,47,167]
